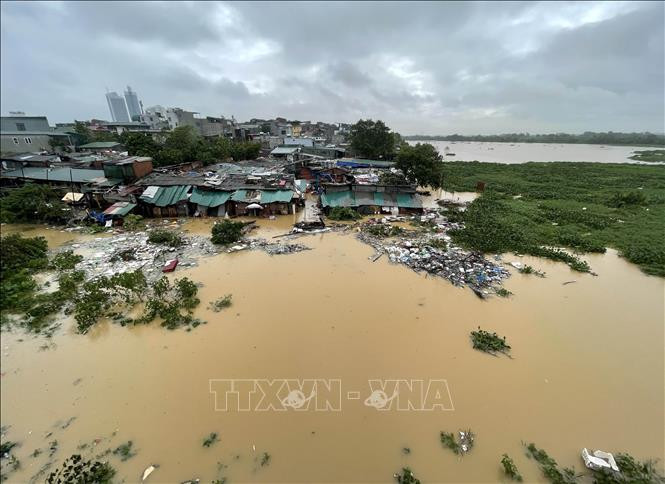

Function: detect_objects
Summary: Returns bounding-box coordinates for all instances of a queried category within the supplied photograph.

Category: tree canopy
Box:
[395,142,444,188]
[349,119,396,159]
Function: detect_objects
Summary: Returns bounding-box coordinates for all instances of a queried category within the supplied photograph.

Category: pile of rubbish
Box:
[228,238,311,256]
[357,212,510,297]
[63,231,221,282]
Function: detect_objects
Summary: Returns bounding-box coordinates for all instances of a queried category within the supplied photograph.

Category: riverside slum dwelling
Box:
[135,164,304,218]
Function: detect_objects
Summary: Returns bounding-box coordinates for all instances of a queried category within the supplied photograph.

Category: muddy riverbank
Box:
[1,221,663,482]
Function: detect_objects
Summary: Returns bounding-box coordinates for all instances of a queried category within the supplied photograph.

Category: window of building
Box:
[16,122,26,131]
[12,137,19,144]
[24,137,32,144]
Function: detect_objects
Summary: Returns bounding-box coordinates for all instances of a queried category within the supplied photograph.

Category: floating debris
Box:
[113,441,136,461]
[356,214,510,295]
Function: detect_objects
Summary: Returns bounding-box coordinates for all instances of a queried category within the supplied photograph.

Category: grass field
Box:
[442,162,665,276]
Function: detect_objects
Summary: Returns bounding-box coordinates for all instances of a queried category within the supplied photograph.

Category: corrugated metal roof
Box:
[103,202,136,216]
[140,185,191,207]
[260,190,294,203]
[190,188,232,207]
[230,189,248,201]
[321,191,356,208]
[396,193,422,208]
[271,146,299,155]
[0,167,105,183]
[79,141,122,149]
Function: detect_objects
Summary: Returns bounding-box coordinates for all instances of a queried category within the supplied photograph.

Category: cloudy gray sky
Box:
[1,1,663,134]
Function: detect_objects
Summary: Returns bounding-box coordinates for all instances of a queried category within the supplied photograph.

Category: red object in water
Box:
[162,259,178,272]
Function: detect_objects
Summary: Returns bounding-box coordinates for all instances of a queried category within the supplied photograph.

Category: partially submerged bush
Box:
[112,441,136,461]
[524,443,577,484]
[202,432,219,448]
[496,288,513,298]
[440,429,475,455]
[501,454,523,481]
[590,453,665,483]
[1,234,49,274]
[328,206,361,221]
[49,250,83,271]
[211,219,244,245]
[470,328,511,356]
[394,467,420,484]
[46,454,115,484]
[148,229,184,247]
[0,184,70,224]
[209,295,232,312]
[122,214,144,231]
[364,224,404,238]
[518,265,545,277]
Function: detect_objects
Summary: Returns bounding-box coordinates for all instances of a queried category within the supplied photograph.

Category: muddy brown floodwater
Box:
[1,220,663,483]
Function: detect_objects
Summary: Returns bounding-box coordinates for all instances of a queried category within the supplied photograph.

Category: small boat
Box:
[162,259,178,272]
[443,146,456,156]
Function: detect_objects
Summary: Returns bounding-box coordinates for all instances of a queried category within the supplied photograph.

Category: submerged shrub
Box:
[209,295,232,312]
[394,467,420,484]
[328,207,361,221]
[148,229,184,247]
[525,443,578,484]
[211,220,244,245]
[46,454,115,484]
[49,250,83,271]
[501,454,523,481]
[470,328,511,356]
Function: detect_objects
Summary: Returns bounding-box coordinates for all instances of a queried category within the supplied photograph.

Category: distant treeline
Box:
[404,132,665,146]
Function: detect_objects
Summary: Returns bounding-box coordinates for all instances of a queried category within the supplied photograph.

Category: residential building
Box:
[283,137,314,147]
[124,86,143,121]
[106,91,130,122]
[0,115,73,153]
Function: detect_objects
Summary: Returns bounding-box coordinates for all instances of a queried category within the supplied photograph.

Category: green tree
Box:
[395,142,444,188]
[0,185,70,224]
[119,132,159,157]
[153,126,200,166]
[73,121,92,145]
[349,119,395,159]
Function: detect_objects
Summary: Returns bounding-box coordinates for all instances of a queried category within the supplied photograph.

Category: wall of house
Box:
[1,134,52,153]
[1,116,50,132]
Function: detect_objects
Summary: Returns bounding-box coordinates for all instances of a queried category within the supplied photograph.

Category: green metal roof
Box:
[0,167,105,183]
[396,193,422,208]
[230,189,248,202]
[79,141,122,149]
[103,202,136,217]
[322,190,421,209]
[260,190,294,203]
[190,188,232,207]
[321,190,356,208]
[140,185,191,207]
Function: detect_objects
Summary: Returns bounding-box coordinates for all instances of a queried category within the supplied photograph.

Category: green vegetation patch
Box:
[443,162,665,276]
[202,432,219,448]
[524,442,578,484]
[629,149,665,162]
[0,185,70,225]
[211,219,245,245]
[590,453,665,483]
[209,295,232,312]
[394,467,421,484]
[363,224,405,238]
[46,454,115,484]
[470,328,512,356]
[501,454,523,481]
[327,206,361,221]
[112,441,136,461]
[147,228,184,247]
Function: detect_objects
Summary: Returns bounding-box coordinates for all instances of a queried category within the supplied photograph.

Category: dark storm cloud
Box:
[1,1,663,133]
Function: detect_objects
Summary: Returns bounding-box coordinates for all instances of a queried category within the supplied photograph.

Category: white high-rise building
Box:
[124,86,142,121]
[105,91,129,122]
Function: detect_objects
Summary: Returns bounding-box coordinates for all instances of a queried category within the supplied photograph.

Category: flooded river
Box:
[1,221,663,482]
[413,140,661,164]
